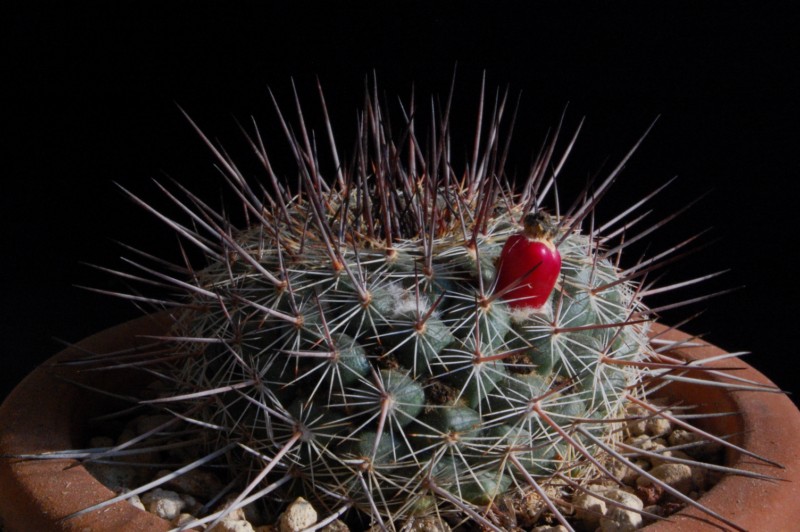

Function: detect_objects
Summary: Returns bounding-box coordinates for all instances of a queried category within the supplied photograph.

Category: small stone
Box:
[633,458,651,472]
[123,490,145,511]
[625,406,648,436]
[403,516,451,531]
[573,487,608,526]
[651,449,691,468]
[644,443,671,467]
[141,488,186,520]
[645,443,668,466]
[609,459,639,484]
[668,429,700,448]
[207,519,256,532]
[668,430,721,458]
[320,520,350,532]
[599,488,644,532]
[172,513,197,527]
[645,415,671,437]
[635,482,664,506]
[637,463,693,495]
[513,489,551,528]
[278,497,317,532]
[624,434,654,451]
[626,419,647,437]
[214,495,264,524]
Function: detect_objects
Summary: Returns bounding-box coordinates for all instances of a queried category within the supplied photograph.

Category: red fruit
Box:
[495,213,561,310]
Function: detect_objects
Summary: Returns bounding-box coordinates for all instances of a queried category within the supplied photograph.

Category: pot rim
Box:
[642,323,800,530]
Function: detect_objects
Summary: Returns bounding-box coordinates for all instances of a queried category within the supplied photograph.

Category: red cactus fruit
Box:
[495,212,561,309]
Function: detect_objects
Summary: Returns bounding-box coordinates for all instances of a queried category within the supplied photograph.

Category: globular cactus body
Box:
[97,83,690,531]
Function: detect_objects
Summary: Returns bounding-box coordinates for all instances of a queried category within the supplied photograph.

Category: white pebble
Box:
[278,497,318,532]
[599,488,644,532]
[319,520,349,532]
[213,495,265,525]
[207,519,256,532]
[122,490,145,511]
[141,488,186,520]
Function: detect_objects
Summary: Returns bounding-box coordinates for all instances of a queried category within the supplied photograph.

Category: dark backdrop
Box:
[4,3,798,404]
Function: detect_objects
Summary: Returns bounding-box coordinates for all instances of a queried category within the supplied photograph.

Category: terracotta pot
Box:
[0,313,175,532]
[642,326,800,531]
[1,315,799,531]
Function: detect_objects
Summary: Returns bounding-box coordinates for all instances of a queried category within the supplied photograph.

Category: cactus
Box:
[56,81,778,531]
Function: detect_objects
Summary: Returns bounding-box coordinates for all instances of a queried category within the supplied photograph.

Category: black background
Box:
[4,3,798,404]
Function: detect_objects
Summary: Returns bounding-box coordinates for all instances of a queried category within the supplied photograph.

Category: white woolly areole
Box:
[390,282,434,317]
[509,298,554,324]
